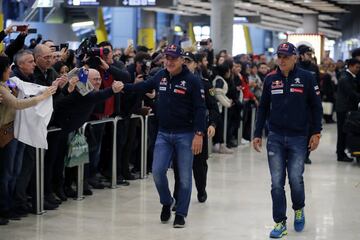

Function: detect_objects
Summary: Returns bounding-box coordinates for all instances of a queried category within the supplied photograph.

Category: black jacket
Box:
[320,72,336,102]
[202,78,221,128]
[254,66,323,137]
[0,30,6,43]
[53,88,115,132]
[92,63,130,117]
[10,66,35,83]
[297,61,320,85]
[5,33,27,63]
[124,65,206,133]
[336,70,360,113]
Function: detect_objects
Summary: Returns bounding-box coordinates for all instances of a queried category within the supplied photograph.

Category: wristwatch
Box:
[195,131,204,136]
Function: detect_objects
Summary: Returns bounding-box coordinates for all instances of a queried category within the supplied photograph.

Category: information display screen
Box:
[66,0,157,7]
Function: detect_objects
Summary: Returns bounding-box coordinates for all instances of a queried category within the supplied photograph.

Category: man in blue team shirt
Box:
[252,42,323,238]
[123,44,206,228]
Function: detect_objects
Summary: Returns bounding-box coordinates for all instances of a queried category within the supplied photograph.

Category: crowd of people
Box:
[0,24,360,237]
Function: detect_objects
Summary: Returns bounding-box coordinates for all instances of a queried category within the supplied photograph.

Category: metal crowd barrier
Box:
[250,106,257,142]
[219,104,256,150]
[34,110,204,214]
[35,127,61,215]
[223,107,229,145]
[143,114,155,179]
[81,118,116,192]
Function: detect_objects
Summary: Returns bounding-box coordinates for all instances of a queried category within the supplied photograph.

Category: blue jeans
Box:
[0,139,25,212]
[152,131,194,217]
[266,132,307,223]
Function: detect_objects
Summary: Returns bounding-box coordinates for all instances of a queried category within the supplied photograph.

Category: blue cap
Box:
[276,42,297,56]
[164,44,184,58]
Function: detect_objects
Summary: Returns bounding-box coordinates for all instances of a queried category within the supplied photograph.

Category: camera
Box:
[75,35,110,68]
[141,60,151,78]
[199,40,207,46]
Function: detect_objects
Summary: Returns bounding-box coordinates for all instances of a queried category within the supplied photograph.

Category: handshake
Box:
[111,81,124,93]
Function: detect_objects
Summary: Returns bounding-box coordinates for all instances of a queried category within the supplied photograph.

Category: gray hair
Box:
[33,44,50,58]
[14,50,34,65]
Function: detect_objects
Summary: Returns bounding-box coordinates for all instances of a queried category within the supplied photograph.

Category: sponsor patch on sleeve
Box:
[271,89,284,95]
[290,88,304,93]
[174,89,186,95]
[314,85,319,90]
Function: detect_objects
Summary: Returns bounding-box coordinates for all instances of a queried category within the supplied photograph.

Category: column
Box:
[303,14,318,33]
[210,0,235,55]
[138,10,156,50]
[110,8,137,48]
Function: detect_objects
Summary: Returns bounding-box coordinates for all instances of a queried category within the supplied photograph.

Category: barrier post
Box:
[238,109,243,145]
[250,106,256,142]
[143,115,149,179]
[76,163,85,200]
[131,114,145,179]
[112,117,119,188]
[35,148,45,215]
[223,107,228,145]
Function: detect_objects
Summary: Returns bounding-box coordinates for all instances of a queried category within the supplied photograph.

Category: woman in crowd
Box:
[0,55,56,225]
[212,61,233,154]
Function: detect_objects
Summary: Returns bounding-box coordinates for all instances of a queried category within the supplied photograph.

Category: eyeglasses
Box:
[90,77,102,82]
[41,55,52,60]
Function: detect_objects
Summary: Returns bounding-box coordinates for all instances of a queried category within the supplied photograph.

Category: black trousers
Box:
[14,145,36,208]
[242,101,253,141]
[227,104,242,143]
[146,117,158,173]
[44,130,69,196]
[336,111,348,159]
[173,135,209,200]
[119,118,138,178]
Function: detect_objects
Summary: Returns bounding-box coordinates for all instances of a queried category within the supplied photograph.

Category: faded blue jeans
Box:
[152,131,194,217]
[266,131,307,223]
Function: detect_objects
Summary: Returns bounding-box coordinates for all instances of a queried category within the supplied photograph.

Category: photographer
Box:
[122,52,153,177]
[78,39,131,185]
[199,38,214,71]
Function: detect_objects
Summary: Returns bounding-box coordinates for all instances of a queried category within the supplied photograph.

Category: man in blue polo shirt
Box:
[253,42,323,238]
[123,44,206,228]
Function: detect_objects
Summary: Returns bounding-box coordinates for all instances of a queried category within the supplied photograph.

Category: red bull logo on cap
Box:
[279,43,290,51]
[168,44,178,51]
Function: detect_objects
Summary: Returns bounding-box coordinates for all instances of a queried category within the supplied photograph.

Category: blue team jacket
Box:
[254,66,323,138]
[124,66,206,133]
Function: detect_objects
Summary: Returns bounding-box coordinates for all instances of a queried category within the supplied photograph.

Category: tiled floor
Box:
[1,124,360,240]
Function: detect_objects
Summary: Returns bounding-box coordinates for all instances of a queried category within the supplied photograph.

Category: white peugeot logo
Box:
[295,78,301,84]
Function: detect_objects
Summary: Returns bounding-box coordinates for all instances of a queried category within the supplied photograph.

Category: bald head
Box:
[88,68,102,91]
[33,44,51,58]
[34,44,53,71]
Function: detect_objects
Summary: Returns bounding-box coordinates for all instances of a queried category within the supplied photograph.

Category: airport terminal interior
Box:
[1,0,360,239]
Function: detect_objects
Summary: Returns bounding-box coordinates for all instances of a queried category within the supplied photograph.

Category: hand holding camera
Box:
[97,56,110,70]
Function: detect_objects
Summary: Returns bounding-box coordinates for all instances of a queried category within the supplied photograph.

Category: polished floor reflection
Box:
[1,124,360,240]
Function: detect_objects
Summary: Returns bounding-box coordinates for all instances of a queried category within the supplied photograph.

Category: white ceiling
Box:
[145,0,360,39]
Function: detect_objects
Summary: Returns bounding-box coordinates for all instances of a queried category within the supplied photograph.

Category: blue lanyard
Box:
[6,80,16,89]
